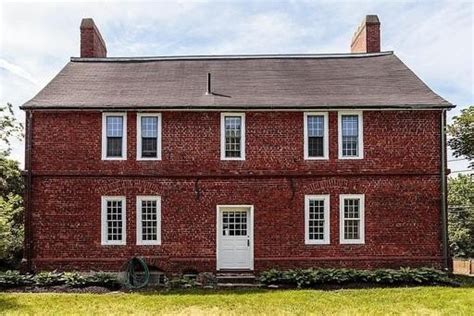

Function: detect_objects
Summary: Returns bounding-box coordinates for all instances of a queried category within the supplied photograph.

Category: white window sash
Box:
[220,113,246,160]
[338,111,364,159]
[339,194,365,244]
[304,112,329,160]
[305,194,330,245]
[101,112,127,160]
[136,113,162,160]
[136,196,162,245]
[101,196,126,245]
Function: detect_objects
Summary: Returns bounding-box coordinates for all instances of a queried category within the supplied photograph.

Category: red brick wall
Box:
[31,111,440,174]
[28,110,444,272]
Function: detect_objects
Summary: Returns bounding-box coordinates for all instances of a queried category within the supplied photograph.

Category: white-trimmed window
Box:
[220,113,245,160]
[305,195,330,244]
[137,113,162,160]
[338,111,363,159]
[101,196,126,245]
[304,112,329,160]
[339,194,365,244]
[102,113,127,160]
[136,196,161,245]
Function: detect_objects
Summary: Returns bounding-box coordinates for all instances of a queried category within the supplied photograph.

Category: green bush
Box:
[0,270,33,288]
[84,272,121,289]
[0,270,121,289]
[259,267,453,288]
[34,271,64,286]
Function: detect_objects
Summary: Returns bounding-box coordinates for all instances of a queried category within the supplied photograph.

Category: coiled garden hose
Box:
[123,257,150,289]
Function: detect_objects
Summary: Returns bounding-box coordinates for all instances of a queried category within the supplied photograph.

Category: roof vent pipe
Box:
[206,73,212,95]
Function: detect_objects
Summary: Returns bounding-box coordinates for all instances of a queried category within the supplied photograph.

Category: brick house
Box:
[21,15,453,273]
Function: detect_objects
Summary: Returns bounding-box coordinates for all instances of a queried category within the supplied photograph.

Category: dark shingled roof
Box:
[21,51,453,110]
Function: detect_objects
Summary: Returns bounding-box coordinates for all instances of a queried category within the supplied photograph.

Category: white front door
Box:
[216,205,254,270]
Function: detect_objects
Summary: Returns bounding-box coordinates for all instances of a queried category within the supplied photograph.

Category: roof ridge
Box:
[70,51,394,62]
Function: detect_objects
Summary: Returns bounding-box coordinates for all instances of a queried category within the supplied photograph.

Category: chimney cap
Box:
[80,18,97,28]
[364,15,380,24]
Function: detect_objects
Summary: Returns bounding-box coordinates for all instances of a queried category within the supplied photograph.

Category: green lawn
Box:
[1,286,473,315]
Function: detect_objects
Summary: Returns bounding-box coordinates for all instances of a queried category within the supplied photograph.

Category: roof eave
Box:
[20,103,455,111]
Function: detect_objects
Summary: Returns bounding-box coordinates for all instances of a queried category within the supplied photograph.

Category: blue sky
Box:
[0,0,473,173]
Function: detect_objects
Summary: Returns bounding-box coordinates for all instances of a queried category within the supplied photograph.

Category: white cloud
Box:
[0,0,472,170]
[0,59,38,85]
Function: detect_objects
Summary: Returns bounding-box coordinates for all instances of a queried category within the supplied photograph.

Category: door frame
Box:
[216,205,254,271]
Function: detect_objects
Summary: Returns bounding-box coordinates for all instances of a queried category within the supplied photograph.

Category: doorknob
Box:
[247,239,250,247]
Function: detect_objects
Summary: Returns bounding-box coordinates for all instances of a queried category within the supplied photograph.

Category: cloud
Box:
[0,58,38,85]
[0,0,472,170]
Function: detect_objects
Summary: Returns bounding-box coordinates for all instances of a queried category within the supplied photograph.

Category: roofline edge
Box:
[69,51,394,62]
[20,103,455,111]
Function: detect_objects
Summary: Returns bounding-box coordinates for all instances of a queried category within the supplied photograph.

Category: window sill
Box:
[305,241,330,245]
[340,240,365,245]
[304,157,329,160]
[102,157,127,161]
[101,242,126,246]
[136,158,162,161]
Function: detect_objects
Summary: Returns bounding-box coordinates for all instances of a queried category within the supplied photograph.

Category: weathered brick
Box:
[27,110,444,272]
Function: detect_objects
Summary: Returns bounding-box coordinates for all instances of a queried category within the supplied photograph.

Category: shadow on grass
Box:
[134,288,270,296]
[0,296,21,313]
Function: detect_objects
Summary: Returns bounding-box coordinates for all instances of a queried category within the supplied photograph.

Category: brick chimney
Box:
[351,15,380,53]
[80,18,107,58]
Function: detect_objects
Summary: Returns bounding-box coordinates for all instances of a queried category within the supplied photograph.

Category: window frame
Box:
[101,112,127,160]
[220,112,246,161]
[339,194,365,244]
[136,196,162,245]
[304,112,329,160]
[304,194,330,245]
[136,113,162,161]
[101,196,127,246]
[338,111,364,159]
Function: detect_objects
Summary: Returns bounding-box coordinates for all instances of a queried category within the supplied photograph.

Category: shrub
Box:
[85,272,121,289]
[167,276,197,289]
[0,270,33,288]
[61,272,87,287]
[259,267,453,288]
[33,271,64,286]
[0,270,121,289]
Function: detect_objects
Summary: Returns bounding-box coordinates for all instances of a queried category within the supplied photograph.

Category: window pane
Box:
[307,115,324,157]
[344,199,360,219]
[107,137,122,157]
[225,116,241,158]
[308,199,325,240]
[308,116,324,137]
[142,138,157,157]
[106,116,123,137]
[141,117,158,138]
[222,211,247,236]
[343,198,360,240]
[308,137,323,157]
[342,115,359,156]
[344,219,360,240]
[106,200,123,242]
[141,200,158,242]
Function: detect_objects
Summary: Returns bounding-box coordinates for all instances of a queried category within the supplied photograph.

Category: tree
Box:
[0,103,24,267]
[0,103,24,157]
[448,174,474,258]
[448,106,474,168]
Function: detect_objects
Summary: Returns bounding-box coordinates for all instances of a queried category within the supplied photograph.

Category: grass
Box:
[1,285,473,315]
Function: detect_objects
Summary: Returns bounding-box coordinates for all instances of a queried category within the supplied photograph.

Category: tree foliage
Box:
[0,103,23,157]
[448,174,474,258]
[0,103,24,267]
[448,106,474,168]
